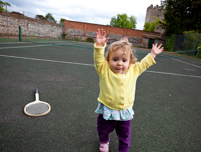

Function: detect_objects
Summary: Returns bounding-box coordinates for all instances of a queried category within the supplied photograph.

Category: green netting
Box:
[173,33,201,57]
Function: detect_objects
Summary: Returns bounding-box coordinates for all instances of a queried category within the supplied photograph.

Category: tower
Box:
[145,4,165,33]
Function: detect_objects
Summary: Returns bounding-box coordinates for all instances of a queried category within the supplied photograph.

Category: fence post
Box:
[19,25,22,41]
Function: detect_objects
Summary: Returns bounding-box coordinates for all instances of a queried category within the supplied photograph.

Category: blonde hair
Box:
[105,38,137,64]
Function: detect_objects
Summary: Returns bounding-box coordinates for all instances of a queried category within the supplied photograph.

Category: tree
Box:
[160,0,201,36]
[60,18,65,23]
[35,13,57,23]
[0,0,11,12]
[144,18,160,32]
[35,14,46,20]
[110,13,137,29]
[45,13,56,23]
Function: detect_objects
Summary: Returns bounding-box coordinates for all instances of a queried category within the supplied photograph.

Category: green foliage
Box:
[35,13,57,23]
[62,32,66,39]
[35,15,46,20]
[182,32,201,56]
[59,22,65,27]
[143,18,160,32]
[164,34,175,51]
[45,13,56,23]
[143,22,151,31]
[183,32,197,51]
[86,37,94,43]
[196,34,201,58]
[74,37,80,41]
[166,32,201,58]
[0,0,11,12]
[197,33,201,47]
[60,18,65,23]
[196,46,201,58]
[160,0,201,36]
[110,13,137,29]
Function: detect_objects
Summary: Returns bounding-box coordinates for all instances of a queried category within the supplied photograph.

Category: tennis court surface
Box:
[0,37,201,152]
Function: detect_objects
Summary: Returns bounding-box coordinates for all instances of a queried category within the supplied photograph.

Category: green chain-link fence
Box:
[173,33,201,57]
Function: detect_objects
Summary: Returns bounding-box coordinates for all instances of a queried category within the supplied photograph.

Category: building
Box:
[145,4,166,33]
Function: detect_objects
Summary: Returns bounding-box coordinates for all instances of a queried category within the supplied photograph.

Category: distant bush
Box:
[86,37,94,43]
[74,37,80,41]
[196,46,201,58]
[164,34,175,51]
[62,32,66,39]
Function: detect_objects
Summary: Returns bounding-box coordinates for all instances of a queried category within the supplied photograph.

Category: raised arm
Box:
[96,29,109,47]
[150,43,164,59]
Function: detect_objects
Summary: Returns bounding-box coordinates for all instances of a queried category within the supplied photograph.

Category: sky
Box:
[5,0,161,30]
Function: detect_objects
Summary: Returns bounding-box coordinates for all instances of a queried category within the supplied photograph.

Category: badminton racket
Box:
[24,89,51,117]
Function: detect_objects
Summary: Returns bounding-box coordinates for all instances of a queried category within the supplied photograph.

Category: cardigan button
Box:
[121,87,124,92]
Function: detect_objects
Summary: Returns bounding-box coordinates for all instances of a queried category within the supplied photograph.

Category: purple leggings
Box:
[97,114,131,152]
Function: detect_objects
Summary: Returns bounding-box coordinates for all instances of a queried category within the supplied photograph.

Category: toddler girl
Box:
[94,29,163,152]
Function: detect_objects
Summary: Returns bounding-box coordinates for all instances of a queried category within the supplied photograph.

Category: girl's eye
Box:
[123,59,127,62]
[113,59,117,61]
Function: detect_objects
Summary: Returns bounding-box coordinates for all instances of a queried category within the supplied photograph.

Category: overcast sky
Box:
[5,0,161,30]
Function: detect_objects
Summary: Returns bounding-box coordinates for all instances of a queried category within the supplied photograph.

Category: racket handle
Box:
[35,88,39,101]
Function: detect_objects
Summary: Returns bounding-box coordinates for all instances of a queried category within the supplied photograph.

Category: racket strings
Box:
[25,102,50,115]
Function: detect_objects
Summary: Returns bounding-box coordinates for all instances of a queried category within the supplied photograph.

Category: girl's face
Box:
[108,49,131,74]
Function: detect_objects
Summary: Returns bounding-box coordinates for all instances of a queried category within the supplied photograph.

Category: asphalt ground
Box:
[0,37,201,152]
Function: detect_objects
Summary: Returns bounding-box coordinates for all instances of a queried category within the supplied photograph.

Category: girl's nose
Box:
[117,61,122,65]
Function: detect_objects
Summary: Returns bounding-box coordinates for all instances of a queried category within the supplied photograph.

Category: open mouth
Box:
[115,67,122,70]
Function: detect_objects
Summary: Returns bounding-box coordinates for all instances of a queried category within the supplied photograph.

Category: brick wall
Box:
[64,20,164,48]
[0,12,63,39]
[0,12,164,48]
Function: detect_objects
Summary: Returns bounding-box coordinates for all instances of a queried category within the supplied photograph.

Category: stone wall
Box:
[0,12,63,38]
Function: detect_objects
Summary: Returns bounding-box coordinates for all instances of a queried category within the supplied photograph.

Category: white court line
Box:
[160,54,201,69]
[0,54,201,79]
[0,41,72,45]
[146,70,201,79]
[0,42,31,44]
[0,45,50,49]
[0,43,91,49]
[0,54,94,66]
[171,57,201,69]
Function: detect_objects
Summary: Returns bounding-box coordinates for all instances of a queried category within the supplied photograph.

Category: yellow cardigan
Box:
[94,43,156,110]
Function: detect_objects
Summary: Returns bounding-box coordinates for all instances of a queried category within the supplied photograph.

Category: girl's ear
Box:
[106,56,109,62]
[129,60,132,65]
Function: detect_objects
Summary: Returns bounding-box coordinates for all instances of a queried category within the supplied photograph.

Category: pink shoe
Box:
[99,142,109,152]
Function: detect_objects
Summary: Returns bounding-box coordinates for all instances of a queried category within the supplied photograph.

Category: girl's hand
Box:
[96,29,109,47]
[150,43,164,58]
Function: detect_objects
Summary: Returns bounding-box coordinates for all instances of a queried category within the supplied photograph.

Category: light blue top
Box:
[95,102,134,121]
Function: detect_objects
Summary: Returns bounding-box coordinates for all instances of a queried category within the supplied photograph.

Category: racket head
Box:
[24,100,51,117]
